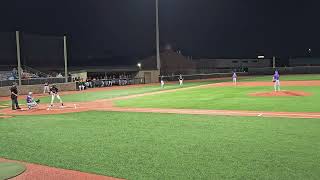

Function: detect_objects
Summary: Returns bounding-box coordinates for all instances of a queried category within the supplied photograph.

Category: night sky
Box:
[1,0,319,66]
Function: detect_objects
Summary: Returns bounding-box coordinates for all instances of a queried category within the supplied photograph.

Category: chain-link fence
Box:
[0,31,66,84]
[0,77,71,87]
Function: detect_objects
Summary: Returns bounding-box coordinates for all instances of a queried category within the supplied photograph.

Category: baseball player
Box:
[178,74,184,87]
[49,84,64,108]
[160,75,165,88]
[232,72,237,85]
[26,92,40,109]
[79,80,85,91]
[273,70,280,92]
[43,82,50,94]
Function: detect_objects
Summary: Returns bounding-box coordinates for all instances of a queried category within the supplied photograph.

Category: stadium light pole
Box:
[63,35,68,83]
[156,0,161,71]
[15,31,22,86]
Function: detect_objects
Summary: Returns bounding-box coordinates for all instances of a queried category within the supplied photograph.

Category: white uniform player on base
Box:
[160,75,165,88]
[178,74,184,87]
[232,72,237,86]
[48,84,64,109]
[43,82,50,94]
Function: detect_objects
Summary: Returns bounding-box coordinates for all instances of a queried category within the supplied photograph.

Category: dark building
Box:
[289,57,320,67]
[140,49,196,75]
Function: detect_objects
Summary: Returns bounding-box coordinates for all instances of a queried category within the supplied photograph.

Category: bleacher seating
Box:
[0,71,14,80]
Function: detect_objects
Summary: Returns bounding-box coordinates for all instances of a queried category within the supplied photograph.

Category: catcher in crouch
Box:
[49,84,64,108]
[26,92,40,109]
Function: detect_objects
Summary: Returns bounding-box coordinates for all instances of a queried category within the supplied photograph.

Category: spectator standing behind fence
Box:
[10,83,21,110]
[12,68,17,79]
[56,73,63,78]
[43,82,50,94]
[79,79,85,91]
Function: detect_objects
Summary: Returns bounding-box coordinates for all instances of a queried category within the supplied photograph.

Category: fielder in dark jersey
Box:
[49,85,64,108]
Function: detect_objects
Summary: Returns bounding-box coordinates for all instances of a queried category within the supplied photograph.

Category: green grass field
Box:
[116,86,320,112]
[1,74,320,179]
[1,112,319,180]
[0,79,226,106]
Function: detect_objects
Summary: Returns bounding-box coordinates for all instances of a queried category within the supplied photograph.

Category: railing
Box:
[22,65,49,78]
[0,77,71,87]
[0,77,145,87]
[84,77,145,87]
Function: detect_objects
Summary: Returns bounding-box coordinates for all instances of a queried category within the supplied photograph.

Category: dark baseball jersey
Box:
[50,87,59,94]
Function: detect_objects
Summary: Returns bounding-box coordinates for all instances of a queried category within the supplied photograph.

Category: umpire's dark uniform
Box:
[10,84,21,110]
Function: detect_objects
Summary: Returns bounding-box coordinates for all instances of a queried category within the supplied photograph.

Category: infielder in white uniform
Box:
[160,75,165,88]
[232,72,237,86]
[178,74,184,87]
[43,82,50,94]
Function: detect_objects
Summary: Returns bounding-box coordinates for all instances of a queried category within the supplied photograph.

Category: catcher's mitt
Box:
[35,99,40,104]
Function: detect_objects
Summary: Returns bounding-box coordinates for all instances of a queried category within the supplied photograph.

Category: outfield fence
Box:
[160,72,249,81]
[248,66,320,75]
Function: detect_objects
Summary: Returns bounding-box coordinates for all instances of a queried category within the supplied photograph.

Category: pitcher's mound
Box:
[250,90,311,97]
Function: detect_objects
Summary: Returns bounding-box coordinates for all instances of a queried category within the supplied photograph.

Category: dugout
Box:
[69,66,145,85]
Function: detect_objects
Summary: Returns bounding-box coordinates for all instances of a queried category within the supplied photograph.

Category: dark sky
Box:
[1,0,319,66]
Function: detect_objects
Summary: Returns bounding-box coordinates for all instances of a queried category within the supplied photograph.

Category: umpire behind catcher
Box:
[10,83,21,110]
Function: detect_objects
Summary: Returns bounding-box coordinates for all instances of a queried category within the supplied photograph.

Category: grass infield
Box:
[115,86,320,112]
[0,79,227,106]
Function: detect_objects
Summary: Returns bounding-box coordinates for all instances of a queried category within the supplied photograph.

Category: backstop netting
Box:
[0,32,17,69]
[21,32,65,73]
[0,31,67,86]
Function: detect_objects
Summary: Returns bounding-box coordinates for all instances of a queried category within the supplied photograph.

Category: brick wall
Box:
[0,82,76,97]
